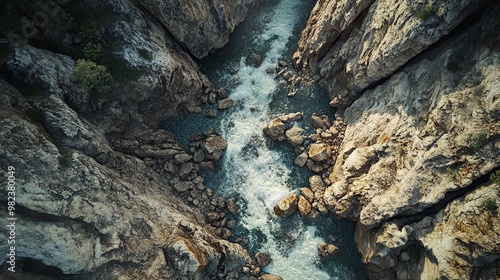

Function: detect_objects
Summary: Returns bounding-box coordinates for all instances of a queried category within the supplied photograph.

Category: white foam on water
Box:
[217,1,335,279]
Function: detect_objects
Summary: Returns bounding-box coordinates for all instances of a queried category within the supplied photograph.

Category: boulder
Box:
[309,175,326,192]
[263,118,286,141]
[285,126,304,146]
[311,115,324,128]
[300,188,315,203]
[255,251,272,267]
[273,194,299,218]
[201,135,228,161]
[298,195,312,216]
[308,143,332,162]
[217,98,234,110]
[260,274,283,280]
[294,152,308,167]
[317,242,340,258]
[245,53,263,67]
[174,153,192,164]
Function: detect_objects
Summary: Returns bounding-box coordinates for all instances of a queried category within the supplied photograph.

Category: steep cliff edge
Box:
[0,79,250,279]
[0,0,256,278]
[294,0,500,278]
[138,0,256,58]
[294,0,494,108]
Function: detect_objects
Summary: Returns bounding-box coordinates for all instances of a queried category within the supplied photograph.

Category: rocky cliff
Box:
[0,0,257,279]
[293,0,500,279]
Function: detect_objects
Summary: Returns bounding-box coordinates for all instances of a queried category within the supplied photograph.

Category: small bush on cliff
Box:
[138,48,153,61]
[491,170,500,186]
[412,5,434,20]
[83,42,104,62]
[73,59,114,95]
[58,156,71,169]
[467,132,487,152]
[482,198,498,213]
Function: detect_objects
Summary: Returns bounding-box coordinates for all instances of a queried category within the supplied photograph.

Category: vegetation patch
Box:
[73,59,114,95]
[466,132,487,152]
[482,197,498,213]
[58,155,71,169]
[446,166,459,181]
[83,42,104,62]
[490,170,500,186]
[411,5,435,20]
[138,48,153,61]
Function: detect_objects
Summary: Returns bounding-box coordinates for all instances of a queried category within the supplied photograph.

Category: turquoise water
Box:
[163,1,369,279]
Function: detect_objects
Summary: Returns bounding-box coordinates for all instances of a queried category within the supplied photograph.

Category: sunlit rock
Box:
[273,194,299,218]
[308,143,332,162]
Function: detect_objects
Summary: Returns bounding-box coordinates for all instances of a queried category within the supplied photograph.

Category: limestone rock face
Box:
[138,0,256,58]
[0,80,250,278]
[415,184,500,280]
[294,0,494,107]
[320,3,500,278]
[273,194,299,218]
[325,4,500,226]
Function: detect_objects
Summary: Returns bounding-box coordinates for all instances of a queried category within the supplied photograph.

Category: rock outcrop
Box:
[294,0,495,108]
[0,79,250,279]
[0,0,258,278]
[293,0,500,278]
[138,0,256,58]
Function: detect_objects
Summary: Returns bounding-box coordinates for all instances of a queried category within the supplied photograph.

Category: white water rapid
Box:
[216,1,338,279]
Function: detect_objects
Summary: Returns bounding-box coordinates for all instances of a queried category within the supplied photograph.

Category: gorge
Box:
[0,0,499,279]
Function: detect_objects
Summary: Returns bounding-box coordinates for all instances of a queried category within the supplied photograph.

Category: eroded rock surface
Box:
[0,80,250,279]
[138,0,256,58]
[294,0,494,107]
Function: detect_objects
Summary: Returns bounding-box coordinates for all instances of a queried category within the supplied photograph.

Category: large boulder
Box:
[298,195,312,216]
[273,194,299,218]
[263,118,287,141]
[308,143,332,162]
[201,134,228,161]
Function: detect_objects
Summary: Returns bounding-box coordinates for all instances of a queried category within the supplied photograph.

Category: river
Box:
[163,0,369,279]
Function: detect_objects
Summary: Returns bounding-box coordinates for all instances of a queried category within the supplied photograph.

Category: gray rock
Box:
[138,0,256,58]
[285,126,304,146]
[294,152,308,167]
[202,135,228,161]
[255,251,272,267]
[217,98,234,110]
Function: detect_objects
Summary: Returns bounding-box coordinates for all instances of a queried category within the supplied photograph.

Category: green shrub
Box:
[106,55,142,84]
[482,197,498,212]
[446,61,462,72]
[491,170,500,186]
[73,59,114,95]
[26,108,44,123]
[467,132,487,151]
[412,5,434,20]
[58,156,71,168]
[446,166,459,180]
[138,48,153,61]
[0,42,12,60]
[83,42,104,62]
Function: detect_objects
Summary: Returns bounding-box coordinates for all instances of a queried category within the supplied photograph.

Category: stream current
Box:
[163,1,369,279]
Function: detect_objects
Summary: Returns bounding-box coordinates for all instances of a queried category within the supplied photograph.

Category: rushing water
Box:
[164,0,369,279]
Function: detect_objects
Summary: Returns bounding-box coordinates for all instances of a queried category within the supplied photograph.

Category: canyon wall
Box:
[294,0,500,278]
[0,0,256,278]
